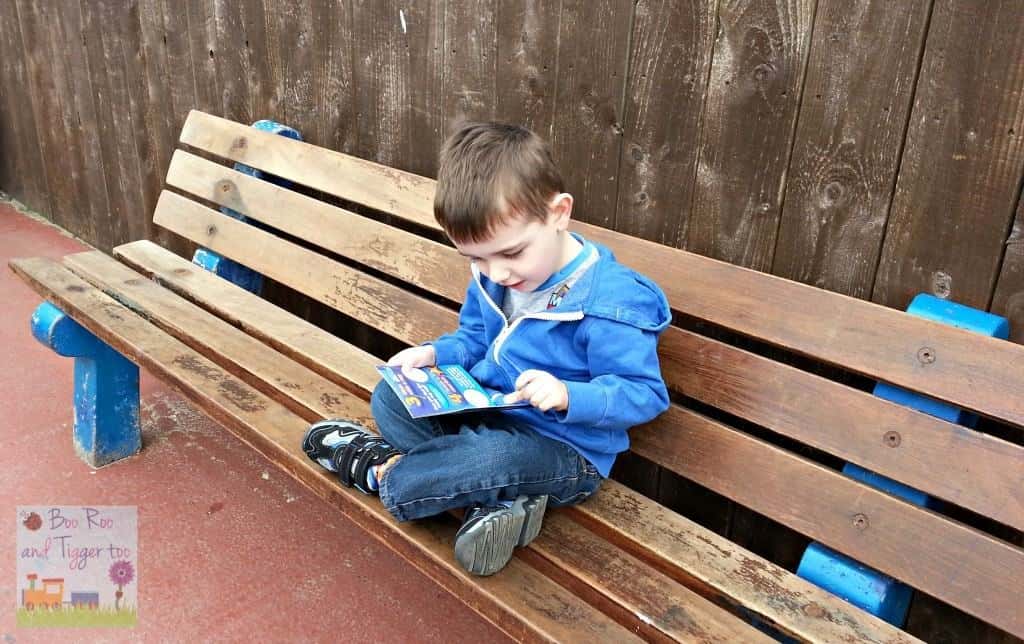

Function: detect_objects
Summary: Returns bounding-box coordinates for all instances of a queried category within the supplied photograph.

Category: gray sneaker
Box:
[453,495,548,576]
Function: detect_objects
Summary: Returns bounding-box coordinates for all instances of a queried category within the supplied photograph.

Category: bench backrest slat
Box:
[178,111,1024,432]
[153,190,455,343]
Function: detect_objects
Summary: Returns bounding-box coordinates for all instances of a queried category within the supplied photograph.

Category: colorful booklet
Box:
[375,364,530,418]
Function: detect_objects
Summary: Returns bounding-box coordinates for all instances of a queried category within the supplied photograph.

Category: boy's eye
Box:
[502,249,523,259]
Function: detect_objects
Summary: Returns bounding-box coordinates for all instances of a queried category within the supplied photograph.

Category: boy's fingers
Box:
[515,370,539,390]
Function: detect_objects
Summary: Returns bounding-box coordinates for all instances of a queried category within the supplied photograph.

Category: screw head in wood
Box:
[917,347,936,364]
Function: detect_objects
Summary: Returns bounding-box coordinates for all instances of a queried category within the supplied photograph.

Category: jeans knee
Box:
[370,379,398,419]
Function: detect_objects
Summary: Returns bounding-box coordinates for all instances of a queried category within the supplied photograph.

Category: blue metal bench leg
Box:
[31,302,141,468]
[796,294,1010,627]
[192,119,302,292]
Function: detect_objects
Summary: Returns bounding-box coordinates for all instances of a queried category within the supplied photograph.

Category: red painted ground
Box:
[0,201,509,642]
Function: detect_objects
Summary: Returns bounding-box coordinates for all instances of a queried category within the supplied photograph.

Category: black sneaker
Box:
[453,495,548,576]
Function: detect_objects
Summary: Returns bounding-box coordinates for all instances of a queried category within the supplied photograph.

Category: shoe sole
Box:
[454,494,548,577]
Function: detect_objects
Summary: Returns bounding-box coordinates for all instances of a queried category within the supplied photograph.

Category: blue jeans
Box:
[370,380,604,522]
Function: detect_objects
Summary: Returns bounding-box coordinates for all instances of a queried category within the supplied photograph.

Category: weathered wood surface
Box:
[614,0,717,245]
[164,150,466,302]
[106,241,917,644]
[657,325,1024,531]
[630,405,1024,638]
[9,256,646,644]
[992,197,1024,345]
[152,190,455,344]
[684,0,815,270]
[115,239,381,397]
[773,0,930,298]
[872,0,1024,311]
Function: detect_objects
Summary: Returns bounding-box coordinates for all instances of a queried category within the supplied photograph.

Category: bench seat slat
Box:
[52,252,773,642]
[177,110,1024,431]
[8,256,645,644]
[631,406,1024,638]
[63,250,371,423]
[112,240,920,644]
[151,182,1024,532]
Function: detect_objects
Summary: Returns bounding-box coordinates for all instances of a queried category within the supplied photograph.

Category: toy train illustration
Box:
[21,574,99,610]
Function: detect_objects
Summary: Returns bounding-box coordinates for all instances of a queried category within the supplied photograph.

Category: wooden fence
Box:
[1,2,1022,640]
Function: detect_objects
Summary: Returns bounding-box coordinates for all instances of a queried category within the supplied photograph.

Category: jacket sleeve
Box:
[554,317,670,430]
[427,279,489,370]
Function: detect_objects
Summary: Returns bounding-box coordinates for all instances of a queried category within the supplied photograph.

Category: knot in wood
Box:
[917,347,936,364]
[883,431,901,447]
[231,136,247,150]
[852,513,869,530]
[206,224,217,237]
[217,180,234,193]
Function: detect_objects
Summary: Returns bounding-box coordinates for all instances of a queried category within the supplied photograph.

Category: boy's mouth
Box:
[505,280,526,290]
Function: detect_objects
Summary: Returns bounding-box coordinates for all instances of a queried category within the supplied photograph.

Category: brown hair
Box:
[434,121,564,243]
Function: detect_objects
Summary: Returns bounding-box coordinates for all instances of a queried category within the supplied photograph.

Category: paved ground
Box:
[0,199,508,643]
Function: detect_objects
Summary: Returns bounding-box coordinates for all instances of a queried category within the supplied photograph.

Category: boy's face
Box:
[455,193,574,293]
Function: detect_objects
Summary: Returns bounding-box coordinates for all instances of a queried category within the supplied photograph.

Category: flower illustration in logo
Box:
[108,560,135,610]
[21,512,42,531]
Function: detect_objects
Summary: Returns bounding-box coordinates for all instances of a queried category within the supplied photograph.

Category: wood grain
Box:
[629,405,1024,638]
[872,0,1024,311]
[614,0,718,245]
[684,0,816,269]
[773,0,930,298]
[152,190,457,345]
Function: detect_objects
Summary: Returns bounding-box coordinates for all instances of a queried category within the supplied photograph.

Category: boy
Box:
[302,121,671,576]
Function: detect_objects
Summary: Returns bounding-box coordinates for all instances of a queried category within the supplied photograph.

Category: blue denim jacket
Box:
[429,234,671,477]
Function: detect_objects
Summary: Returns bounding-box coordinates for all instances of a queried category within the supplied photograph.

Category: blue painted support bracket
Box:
[796,294,1010,627]
[31,302,141,468]
[191,119,302,292]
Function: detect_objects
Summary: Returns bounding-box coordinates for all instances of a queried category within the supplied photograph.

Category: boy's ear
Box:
[548,192,574,230]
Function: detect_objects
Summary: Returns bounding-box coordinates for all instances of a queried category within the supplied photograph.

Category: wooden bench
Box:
[10,110,1023,642]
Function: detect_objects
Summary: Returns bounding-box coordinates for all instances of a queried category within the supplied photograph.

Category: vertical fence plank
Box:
[443,0,498,128]
[991,195,1024,344]
[684,0,817,270]
[187,0,222,115]
[773,0,931,298]
[495,0,560,142]
[872,0,1024,311]
[403,1,445,175]
[614,0,718,245]
[550,0,633,230]
[51,1,110,249]
[15,0,76,232]
[135,0,181,251]
[0,0,51,218]
[213,0,254,124]
[76,0,137,250]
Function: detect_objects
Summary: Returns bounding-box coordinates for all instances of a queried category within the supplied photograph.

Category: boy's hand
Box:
[387,345,437,369]
[509,370,569,412]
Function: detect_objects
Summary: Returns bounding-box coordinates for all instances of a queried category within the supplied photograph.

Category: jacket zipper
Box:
[472,265,584,365]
